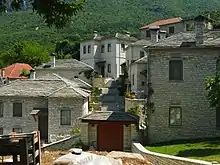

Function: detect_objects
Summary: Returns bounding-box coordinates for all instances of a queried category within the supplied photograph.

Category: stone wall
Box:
[41,135,80,151]
[48,97,85,143]
[0,96,47,135]
[148,48,220,144]
[132,143,216,165]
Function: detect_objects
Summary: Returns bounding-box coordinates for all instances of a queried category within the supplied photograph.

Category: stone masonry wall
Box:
[48,97,85,142]
[148,48,220,144]
[123,125,131,151]
[0,96,47,135]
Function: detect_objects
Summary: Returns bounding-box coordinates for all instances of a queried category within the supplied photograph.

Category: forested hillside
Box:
[0,0,220,54]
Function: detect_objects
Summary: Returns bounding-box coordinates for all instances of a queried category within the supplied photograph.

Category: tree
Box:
[205,72,220,108]
[0,0,86,28]
[0,41,50,67]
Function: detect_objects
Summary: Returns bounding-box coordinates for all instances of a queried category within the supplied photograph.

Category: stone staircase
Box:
[100,79,125,111]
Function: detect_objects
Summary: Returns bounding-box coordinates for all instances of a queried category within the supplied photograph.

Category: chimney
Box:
[125,31,131,37]
[159,30,167,40]
[1,68,5,78]
[195,15,206,45]
[149,26,160,42]
[50,53,56,68]
[93,31,98,38]
[29,69,36,80]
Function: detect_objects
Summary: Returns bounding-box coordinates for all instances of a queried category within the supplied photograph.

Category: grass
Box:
[145,140,220,162]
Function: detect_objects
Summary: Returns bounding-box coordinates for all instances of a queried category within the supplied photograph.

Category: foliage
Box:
[125,92,136,99]
[0,0,86,28]
[128,106,140,117]
[71,128,81,135]
[146,140,220,162]
[0,41,50,67]
[20,68,30,77]
[91,87,102,103]
[205,72,220,108]
[72,139,89,151]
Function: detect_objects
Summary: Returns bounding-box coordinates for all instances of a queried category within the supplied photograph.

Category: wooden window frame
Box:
[169,26,175,34]
[107,64,111,73]
[146,30,151,38]
[169,60,183,81]
[140,51,145,58]
[13,102,22,117]
[83,46,86,54]
[101,45,105,53]
[0,101,3,117]
[88,45,91,54]
[60,110,71,125]
[169,106,182,127]
[0,127,3,135]
[107,44,112,52]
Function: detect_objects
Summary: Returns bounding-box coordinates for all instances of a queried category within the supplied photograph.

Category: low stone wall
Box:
[132,143,219,165]
[41,134,80,151]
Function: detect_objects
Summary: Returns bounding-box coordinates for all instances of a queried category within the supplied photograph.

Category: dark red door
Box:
[97,122,123,151]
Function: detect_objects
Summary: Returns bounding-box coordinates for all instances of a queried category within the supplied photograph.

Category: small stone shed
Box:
[80,111,139,151]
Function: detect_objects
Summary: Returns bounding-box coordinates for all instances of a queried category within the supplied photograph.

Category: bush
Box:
[72,139,89,151]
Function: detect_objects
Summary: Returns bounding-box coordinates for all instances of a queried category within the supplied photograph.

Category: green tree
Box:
[0,0,85,28]
[205,72,220,108]
[0,41,50,67]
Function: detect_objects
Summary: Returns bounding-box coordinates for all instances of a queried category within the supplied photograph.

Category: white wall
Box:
[82,97,89,116]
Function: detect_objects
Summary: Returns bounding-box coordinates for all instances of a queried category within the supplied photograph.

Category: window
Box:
[0,102,3,117]
[13,128,22,133]
[146,30,151,38]
[61,110,71,125]
[101,45,105,53]
[169,60,183,80]
[140,51,145,58]
[108,64,111,73]
[83,46,86,54]
[0,128,3,135]
[13,103,22,117]
[141,81,145,86]
[216,59,220,71]
[88,45,91,53]
[186,23,195,31]
[121,44,125,51]
[107,44,112,52]
[169,26,175,34]
[169,107,182,126]
[132,74,134,85]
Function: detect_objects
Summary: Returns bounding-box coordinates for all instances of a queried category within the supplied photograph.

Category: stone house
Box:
[35,55,94,84]
[139,16,212,40]
[0,63,33,84]
[134,15,220,144]
[80,111,139,151]
[80,32,137,79]
[0,73,89,143]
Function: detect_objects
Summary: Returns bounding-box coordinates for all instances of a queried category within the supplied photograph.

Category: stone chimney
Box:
[93,31,98,38]
[1,68,5,78]
[159,30,167,40]
[195,15,206,45]
[50,53,56,68]
[29,69,36,80]
[149,26,160,42]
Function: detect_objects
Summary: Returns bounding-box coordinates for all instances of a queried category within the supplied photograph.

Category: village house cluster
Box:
[0,14,220,151]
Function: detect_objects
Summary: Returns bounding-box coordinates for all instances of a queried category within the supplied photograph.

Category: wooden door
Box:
[38,115,48,142]
[97,122,123,151]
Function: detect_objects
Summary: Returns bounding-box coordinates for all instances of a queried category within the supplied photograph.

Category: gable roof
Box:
[128,39,153,47]
[81,111,139,123]
[140,17,182,30]
[0,63,32,79]
[147,31,220,49]
[0,73,89,98]
[82,33,137,42]
[35,59,93,71]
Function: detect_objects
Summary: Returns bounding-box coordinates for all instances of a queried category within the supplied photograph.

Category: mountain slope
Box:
[0,0,220,52]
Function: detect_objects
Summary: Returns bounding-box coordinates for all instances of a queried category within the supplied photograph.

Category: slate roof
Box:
[128,39,153,47]
[147,31,220,49]
[140,17,182,29]
[35,59,93,71]
[132,56,148,65]
[0,73,89,98]
[83,33,137,42]
[81,111,139,123]
[0,63,32,79]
